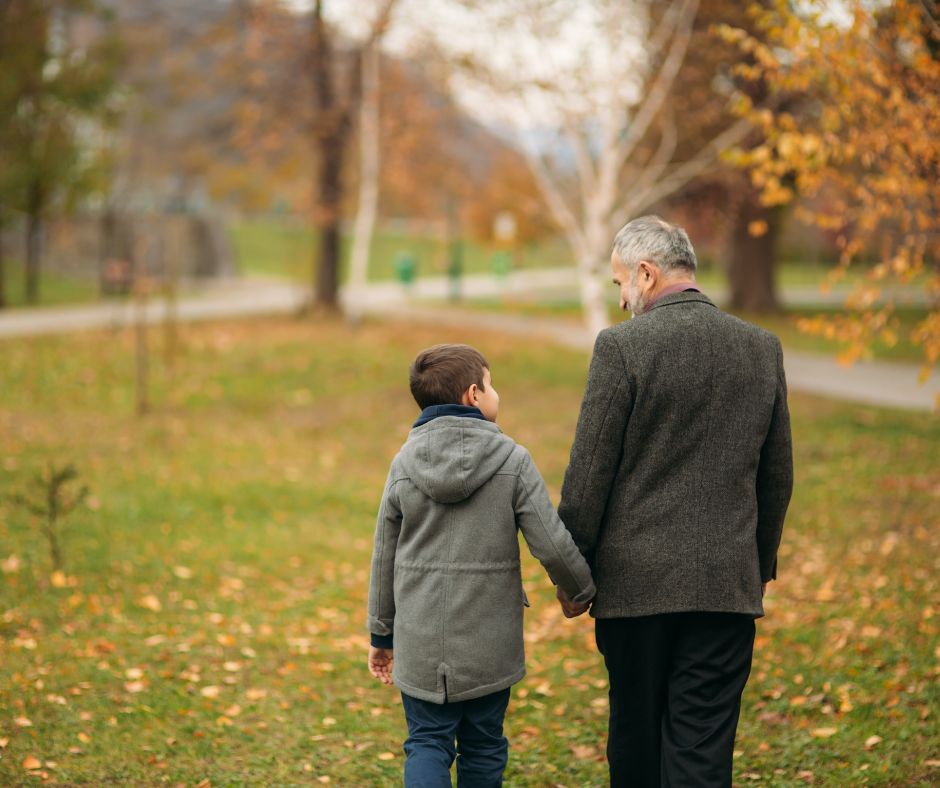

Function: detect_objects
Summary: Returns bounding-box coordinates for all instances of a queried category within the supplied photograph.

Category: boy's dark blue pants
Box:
[400,688,510,787]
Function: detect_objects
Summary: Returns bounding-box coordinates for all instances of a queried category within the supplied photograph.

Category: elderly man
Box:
[557,216,793,787]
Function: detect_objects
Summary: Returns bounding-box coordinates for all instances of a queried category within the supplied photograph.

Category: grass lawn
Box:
[1,316,938,786]
[230,221,573,283]
[0,260,101,309]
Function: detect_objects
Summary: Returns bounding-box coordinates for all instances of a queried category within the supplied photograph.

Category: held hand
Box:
[368,646,394,685]
[556,586,590,618]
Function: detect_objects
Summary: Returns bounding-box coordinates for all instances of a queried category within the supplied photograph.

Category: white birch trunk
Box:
[346,41,380,320]
[575,252,610,339]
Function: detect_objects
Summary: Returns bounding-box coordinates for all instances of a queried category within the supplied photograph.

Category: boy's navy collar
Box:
[413,404,486,428]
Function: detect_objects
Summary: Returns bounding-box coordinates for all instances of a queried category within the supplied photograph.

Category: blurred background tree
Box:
[721,0,939,371]
[0,0,121,306]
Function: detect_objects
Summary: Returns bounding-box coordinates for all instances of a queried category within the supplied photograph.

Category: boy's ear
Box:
[461,384,478,407]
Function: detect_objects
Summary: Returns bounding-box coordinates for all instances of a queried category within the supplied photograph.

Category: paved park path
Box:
[1,269,937,412]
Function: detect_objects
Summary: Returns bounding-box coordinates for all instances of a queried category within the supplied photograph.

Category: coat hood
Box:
[398,416,516,503]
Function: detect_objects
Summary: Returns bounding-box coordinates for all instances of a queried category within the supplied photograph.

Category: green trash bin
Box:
[491,250,512,278]
[394,252,417,289]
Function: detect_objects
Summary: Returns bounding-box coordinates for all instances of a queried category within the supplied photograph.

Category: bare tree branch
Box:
[611,0,699,176]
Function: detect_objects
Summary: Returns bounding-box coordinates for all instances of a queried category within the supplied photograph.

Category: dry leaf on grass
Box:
[22,755,42,770]
[810,727,838,738]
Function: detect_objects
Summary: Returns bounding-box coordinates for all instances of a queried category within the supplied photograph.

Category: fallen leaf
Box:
[317,777,331,784]
[14,716,32,727]
[0,737,8,748]
[138,594,162,612]
[125,668,144,680]
[245,688,267,701]
[78,732,91,743]
[864,735,882,750]
[200,685,221,699]
[810,727,838,738]
[322,717,337,727]
[173,566,194,579]
[1,554,21,573]
[223,661,241,672]
[377,752,396,761]
[124,681,146,693]
[50,570,68,588]
[22,756,42,770]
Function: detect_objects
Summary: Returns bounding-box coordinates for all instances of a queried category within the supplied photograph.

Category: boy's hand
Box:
[556,586,591,618]
[368,647,394,685]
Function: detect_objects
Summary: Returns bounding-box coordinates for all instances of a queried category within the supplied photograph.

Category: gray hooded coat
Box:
[367,416,596,704]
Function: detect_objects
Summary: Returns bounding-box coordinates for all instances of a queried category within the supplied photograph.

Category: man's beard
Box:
[627,269,648,317]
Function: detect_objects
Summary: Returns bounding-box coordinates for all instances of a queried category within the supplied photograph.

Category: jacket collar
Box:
[412,404,486,428]
[646,290,717,312]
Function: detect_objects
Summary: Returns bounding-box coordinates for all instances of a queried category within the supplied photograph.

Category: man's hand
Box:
[556,586,591,618]
[368,647,394,685]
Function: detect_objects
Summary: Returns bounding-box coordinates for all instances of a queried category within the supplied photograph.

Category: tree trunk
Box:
[315,130,344,311]
[727,194,781,313]
[310,0,348,312]
[346,40,381,320]
[25,180,43,305]
[575,251,611,339]
[0,207,6,309]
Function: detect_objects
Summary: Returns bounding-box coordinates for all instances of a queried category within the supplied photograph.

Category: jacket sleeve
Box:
[756,339,793,581]
[514,449,596,604]
[366,469,403,646]
[558,329,631,564]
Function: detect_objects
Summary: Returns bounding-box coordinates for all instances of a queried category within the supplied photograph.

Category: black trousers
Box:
[595,612,756,788]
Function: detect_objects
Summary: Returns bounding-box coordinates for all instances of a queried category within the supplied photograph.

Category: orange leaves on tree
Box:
[725,1,940,375]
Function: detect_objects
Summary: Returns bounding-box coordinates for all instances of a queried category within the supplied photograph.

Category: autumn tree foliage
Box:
[720,0,940,373]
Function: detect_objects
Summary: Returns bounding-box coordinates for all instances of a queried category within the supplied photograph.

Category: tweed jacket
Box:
[558,291,793,619]
[368,416,595,704]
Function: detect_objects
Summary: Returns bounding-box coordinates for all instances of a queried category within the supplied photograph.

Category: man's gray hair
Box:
[612,215,697,274]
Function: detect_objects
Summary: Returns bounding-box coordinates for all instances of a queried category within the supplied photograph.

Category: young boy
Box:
[367,343,595,786]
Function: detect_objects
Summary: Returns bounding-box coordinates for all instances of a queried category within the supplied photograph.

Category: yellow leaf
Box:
[864,735,882,749]
[0,737,8,748]
[124,681,146,693]
[22,755,42,770]
[51,570,68,588]
[173,566,194,579]
[377,752,396,761]
[138,594,162,612]
[200,685,221,699]
[322,717,337,727]
[78,732,91,743]
[125,668,144,680]
[810,727,838,738]
[14,716,32,727]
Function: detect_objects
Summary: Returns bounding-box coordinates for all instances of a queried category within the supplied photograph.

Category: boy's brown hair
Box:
[409,344,489,410]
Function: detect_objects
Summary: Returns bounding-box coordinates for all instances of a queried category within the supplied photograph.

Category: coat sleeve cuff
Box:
[370,632,394,649]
